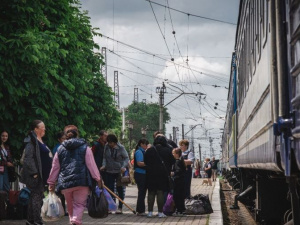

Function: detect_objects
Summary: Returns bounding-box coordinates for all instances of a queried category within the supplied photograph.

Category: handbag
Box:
[120,169,131,185]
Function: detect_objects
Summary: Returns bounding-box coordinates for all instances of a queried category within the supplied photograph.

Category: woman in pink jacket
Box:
[48,125,102,225]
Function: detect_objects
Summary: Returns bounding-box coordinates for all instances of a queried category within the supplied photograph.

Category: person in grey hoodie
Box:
[100,134,129,214]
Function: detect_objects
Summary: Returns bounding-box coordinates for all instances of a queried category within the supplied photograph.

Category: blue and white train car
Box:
[221,1,300,224]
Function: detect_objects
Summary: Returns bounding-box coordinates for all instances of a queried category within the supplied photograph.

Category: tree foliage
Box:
[0,0,121,155]
[125,102,171,145]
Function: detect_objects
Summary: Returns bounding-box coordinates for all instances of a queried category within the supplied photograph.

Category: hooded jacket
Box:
[56,138,92,191]
[20,132,43,190]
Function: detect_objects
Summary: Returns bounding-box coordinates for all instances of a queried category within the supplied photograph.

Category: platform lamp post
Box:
[141,125,149,138]
[156,82,166,132]
[128,121,133,150]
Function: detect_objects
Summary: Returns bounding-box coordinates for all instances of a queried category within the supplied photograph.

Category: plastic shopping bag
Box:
[41,192,64,221]
[163,193,175,216]
[95,186,117,211]
[88,186,108,218]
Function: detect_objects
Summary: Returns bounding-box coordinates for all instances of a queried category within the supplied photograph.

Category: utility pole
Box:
[199,143,202,168]
[134,88,139,103]
[182,124,184,139]
[172,127,176,142]
[156,82,166,132]
[101,47,107,84]
[114,71,120,109]
[190,125,195,154]
[209,137,213,157]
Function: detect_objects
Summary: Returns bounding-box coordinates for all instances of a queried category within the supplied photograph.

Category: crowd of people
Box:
[0,120,219,225]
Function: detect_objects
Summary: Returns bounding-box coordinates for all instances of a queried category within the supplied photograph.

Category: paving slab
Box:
[0,178,222,225]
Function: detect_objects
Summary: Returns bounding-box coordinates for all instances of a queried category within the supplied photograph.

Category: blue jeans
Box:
[106,172,124,209]
[0,166,10,193]
[134,172,146,213]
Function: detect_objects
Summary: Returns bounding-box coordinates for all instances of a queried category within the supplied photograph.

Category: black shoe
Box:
[25,221,34,225]
[65,212,69,216]
[34,222,45,225]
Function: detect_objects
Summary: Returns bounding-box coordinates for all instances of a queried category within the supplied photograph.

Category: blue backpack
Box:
[18,187,31,206]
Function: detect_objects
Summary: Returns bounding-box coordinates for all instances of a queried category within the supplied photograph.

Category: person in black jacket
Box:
[171,148,186,216]
[144,136,174,218]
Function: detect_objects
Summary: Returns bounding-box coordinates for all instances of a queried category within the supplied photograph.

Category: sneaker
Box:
[25,221,34,225]
[158,212,167,218]
[115,208,123,214]
[137,212,147,216]
[147,211,153,218]
[173,212,186,217]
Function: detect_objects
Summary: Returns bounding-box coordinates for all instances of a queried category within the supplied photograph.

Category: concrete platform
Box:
[0,178,222,225]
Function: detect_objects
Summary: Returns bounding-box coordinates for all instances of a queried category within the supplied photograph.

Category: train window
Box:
[256,0,261,63]
[246,5,250,93]
[262,0,268,48]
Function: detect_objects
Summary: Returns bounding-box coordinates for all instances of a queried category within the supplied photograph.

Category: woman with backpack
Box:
[134,138,149,216]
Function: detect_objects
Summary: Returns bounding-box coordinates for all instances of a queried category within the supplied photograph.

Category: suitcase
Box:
[9,190,20,205]
[0,191,7,220]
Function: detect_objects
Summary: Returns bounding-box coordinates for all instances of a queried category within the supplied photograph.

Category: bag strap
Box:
[153,146,169,177]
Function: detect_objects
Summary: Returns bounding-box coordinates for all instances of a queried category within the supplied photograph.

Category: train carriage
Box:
[221,1,300,224]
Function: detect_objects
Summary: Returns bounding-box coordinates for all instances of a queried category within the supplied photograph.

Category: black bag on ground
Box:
[87,187,108,218]
[185,194,213,215]
[6,202,28,220]
[0,191,7,220]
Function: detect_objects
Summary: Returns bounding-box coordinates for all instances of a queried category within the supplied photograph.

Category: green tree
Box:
[126,102,171,144]
[0,0,121,155]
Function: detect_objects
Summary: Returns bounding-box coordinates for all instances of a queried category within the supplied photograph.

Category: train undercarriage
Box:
[223,167,300,225]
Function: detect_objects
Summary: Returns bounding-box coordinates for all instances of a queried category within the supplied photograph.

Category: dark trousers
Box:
[184,167,192,199]
[27,183,44,223]
[106,172,124,209]
[173,179,185,213]
[134,172,147,213]
[148,190,164,212]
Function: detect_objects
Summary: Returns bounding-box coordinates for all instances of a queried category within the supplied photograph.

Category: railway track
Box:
[220,179,257,225]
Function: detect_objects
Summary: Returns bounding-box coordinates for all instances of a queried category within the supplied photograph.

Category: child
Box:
[171,148,186,216]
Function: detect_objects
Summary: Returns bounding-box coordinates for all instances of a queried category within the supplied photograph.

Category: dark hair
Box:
[153,131,161,138]
[173,148,182,157]
[64,125,79,140]
[31,120,43,130]
[99,130,107,136]
[56,131,65,140]
[65,129,78,139]
[179,139,189,148]
[0,130,9,146]
[107,134,118,143]
[135,138,149,150]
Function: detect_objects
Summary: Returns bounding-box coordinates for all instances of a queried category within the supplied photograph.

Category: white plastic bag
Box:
[41,192,65,221]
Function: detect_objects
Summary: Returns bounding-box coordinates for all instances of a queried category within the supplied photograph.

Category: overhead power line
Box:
[102,34,229,82]
[145,0,237,26]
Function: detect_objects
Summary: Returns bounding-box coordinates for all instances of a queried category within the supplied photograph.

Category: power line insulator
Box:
[215,103,218,106]
[171,58,174,61]
[172,31,176,34]
[214,106,217,109]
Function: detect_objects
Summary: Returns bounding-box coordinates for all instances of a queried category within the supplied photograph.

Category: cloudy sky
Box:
[79,0,240,159]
